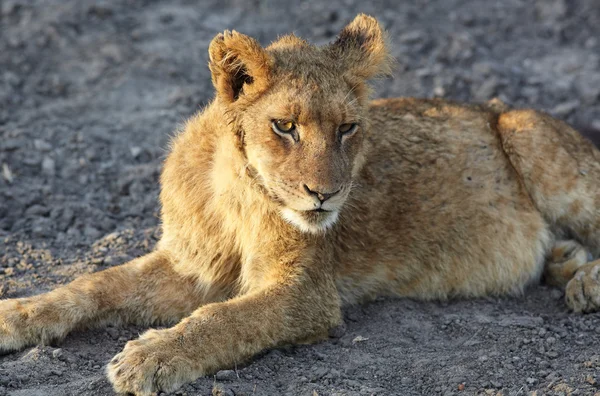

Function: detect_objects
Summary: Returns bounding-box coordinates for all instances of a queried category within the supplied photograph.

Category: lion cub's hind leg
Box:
[544,240,600,313]
[565,260,600,313]
[497,110,600,312]
[497,109,600,257]
[544,240,591,288]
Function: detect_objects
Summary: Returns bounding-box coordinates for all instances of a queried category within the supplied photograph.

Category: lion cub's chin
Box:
[280,208,340,234]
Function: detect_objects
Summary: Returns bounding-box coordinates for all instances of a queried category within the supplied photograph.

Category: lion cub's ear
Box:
[208,31,272,103]
[329,14,393,80]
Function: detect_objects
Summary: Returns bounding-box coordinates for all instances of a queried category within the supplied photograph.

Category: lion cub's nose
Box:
[303,185,341,203]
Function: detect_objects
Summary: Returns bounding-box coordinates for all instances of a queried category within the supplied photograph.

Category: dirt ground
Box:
[1,0,600,395]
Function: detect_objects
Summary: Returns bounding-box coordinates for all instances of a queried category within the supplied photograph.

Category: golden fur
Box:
[1,14,600,395]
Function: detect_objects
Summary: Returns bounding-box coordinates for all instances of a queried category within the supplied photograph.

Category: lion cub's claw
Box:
[566,262,600,313]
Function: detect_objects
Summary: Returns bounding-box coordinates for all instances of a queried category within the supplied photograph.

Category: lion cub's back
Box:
[331,98,550,303]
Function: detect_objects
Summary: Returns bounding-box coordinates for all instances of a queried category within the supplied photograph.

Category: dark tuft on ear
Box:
[208,31,272,103]
[329,14,394,80]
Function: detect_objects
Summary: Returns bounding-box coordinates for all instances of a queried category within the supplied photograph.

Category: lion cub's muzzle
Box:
[275,181,350,234]
[303,184,342,211]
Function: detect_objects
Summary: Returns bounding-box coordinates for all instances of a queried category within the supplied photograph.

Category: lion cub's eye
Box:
[339,123,358,136]
[272,120,296,134]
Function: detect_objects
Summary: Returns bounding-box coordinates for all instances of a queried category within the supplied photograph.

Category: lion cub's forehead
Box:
[264,82,359,126]
[268,40,342,80]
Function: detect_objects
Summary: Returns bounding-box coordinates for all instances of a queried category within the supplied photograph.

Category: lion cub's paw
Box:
[107,329,197,396]
[0,298,37,354]
[566,261,600,313]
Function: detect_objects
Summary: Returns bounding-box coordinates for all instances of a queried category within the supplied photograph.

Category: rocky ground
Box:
[1,0,600,395]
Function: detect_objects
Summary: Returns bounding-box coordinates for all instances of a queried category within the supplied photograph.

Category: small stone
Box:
[88,4,113,18]
[4,71,21,87]
[212,384,234,396]
[84,225,101,241]
[130,146,142,158]
[52,348,64,360]
[473,62,494,76]
[550,289,563,300]
[41,156,56,176]
[498,316,544,328]
[33,139,52,152]
[550,100,580,117]
[352,335,369,344]
[398,31,424,44]
[25,204,49,217]
[586,374,597,385]
[215,370,237,381]
[2,138,21,151]
[473,77,499,102]
[536,0,567,21]
[433,85,445,97]
[575,72,600,103]
[103,255,116,266]
[106,327,120,340]
[2,163,13,183]
[1,0,21,16]
[490,380,502,388]
[311,367,329,381]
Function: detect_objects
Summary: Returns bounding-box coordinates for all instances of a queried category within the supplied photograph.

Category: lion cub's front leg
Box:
[0,251,205,353]
[106,261,341,396]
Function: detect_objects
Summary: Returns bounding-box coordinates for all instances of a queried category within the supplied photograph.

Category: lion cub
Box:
[1,14,600,395]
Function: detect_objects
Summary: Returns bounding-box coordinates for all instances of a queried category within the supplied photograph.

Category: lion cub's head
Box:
[208,14,392,233]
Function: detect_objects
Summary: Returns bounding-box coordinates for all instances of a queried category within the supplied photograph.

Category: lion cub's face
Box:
[208,15,391,233]
[241,79,364,233]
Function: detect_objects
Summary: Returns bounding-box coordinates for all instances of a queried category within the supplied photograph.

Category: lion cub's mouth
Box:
[280,207,340,234]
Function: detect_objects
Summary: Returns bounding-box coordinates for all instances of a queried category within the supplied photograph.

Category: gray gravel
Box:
[1,0,600,395]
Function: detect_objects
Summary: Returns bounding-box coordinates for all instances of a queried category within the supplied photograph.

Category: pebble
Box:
[550,100,580,117]
[498,316,544,328]
[575,73,600,103]
[2,163,14,183]
[106,327,120,340]
[52,348,64,360]
[473,77,499,102]
[2,139,21,151]
[25,204,49,217]
[215,370,237,381]
[352,335,369,343]
[130,146,143,158]
[33,139,52,152]
[535,0,567,21]
[212,384,234,396]
[41,156,56,176]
